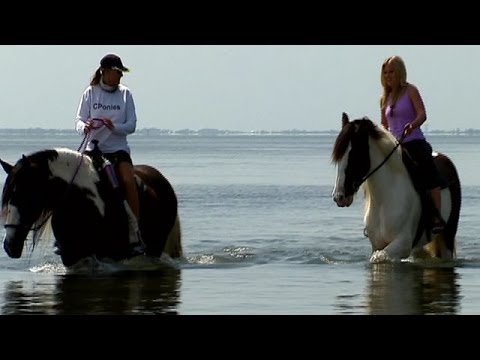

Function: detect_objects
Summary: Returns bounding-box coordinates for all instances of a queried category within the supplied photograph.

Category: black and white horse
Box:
[0,148,182,267]
[331,113,461,262]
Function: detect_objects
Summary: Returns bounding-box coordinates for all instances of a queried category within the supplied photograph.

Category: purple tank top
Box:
[385,89,425,142]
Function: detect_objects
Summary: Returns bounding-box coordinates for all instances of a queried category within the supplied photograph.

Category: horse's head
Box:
[331,112,383,207]
[1,154,53,258]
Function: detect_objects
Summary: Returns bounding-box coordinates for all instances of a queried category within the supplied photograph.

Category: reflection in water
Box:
[366,263,461,315]
[1,268,182,315]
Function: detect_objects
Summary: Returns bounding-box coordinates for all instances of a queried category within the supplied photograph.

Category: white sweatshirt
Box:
[75,84,137,154]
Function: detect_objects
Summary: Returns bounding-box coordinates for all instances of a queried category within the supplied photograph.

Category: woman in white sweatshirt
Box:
[75,53,144,256]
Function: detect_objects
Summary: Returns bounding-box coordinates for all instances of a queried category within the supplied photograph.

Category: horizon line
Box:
[0,127,478,134]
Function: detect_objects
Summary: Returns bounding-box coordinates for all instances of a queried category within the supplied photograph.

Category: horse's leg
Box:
[369,230,417,263]
[162,215,182,258]
[367,205,419,262]
[423,232,454,259]
[384,234,416,261]
[425,189,451,259]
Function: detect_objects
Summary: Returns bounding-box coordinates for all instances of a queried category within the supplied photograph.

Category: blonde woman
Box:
[380,55,445,233]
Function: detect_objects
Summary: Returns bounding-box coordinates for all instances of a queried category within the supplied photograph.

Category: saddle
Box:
[87,140,146,198]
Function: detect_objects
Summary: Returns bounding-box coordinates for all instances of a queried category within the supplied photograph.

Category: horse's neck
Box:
[49,152,105,216]
[366,146,417,206]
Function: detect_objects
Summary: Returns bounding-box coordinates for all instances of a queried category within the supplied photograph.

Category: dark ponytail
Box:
[90,67,102,86]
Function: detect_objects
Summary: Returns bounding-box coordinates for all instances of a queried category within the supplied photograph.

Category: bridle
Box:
[350,131,407,194]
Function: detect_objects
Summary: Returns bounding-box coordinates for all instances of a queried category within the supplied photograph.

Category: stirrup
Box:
[432,218,446,234]
[129,242,146,256]
[129,231,146,256]
[53,241,62,255]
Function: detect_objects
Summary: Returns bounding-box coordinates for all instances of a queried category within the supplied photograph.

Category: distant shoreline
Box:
[0,128,479,136]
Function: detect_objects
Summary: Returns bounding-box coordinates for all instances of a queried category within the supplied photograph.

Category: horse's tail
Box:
[431,153,462,258]
[444,158,462,257]
[163,214,183,259]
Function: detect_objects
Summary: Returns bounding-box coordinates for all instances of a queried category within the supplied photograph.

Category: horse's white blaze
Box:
[4,204,21,239]
[49,149,105,216]
[332,144,353,207]
[4,204,20,226]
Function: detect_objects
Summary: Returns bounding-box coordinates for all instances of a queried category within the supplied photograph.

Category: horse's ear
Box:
[21,154,31,167]
[342,112,350,127]
[0,158,13,174]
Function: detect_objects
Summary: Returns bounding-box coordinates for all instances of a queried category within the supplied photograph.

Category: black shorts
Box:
[402,139,441,190]
[102,150,133,166]
[85,149,133,166]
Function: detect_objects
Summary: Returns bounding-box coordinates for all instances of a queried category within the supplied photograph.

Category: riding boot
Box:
[130,231,146,256]
[124,200,146,256]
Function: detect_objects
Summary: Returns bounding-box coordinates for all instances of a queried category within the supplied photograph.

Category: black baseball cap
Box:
[100,54,130,72]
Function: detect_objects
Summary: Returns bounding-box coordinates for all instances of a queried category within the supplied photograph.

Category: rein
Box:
[77,118,105,153]
[355,130,407,192]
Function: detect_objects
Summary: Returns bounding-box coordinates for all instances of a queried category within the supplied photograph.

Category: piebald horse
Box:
[331,113,461,262]
[0,148,182,268]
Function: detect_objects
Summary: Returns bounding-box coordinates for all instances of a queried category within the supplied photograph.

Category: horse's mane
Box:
[332,117,404,171]
[370,124,406,174]
[36,149,104,246]
[47,148,98,185]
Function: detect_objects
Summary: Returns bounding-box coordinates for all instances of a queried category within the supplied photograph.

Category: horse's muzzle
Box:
[3,227,28,258]
[333,193,353,207]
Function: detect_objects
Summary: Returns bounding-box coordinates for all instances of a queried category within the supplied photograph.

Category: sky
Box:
[0,45,479,132]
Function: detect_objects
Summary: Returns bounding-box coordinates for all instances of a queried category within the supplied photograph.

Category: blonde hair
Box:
[380,55,409,110]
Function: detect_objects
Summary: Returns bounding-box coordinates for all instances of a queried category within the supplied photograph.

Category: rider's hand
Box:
[84,120,94,134]
[84,118,112,133]
[102,118,114,130]
[403,123,413,137]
